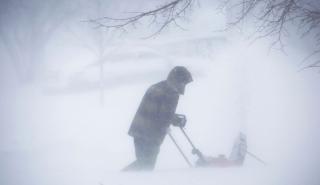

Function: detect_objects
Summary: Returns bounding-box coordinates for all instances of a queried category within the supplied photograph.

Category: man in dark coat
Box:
[123,66,193,171]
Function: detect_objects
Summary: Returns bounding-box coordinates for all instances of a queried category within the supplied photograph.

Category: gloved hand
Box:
[192,148,201,155]
[171,114,187,128]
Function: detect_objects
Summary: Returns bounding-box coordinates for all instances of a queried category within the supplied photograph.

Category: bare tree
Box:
[0,0,75,83]
[86,0,320,69]
[86,0,195,38]
[68,0,121,105]
[220,0,320,68]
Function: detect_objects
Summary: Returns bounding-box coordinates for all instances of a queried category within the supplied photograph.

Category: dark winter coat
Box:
[128,80,179,145]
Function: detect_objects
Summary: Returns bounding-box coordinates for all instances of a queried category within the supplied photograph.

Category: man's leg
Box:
[123,137,160,171]
[122,161,139,171]
[122,138,143,171]
[132,137,160,171]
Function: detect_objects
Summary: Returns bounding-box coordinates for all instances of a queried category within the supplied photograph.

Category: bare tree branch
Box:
[85,0,195,38]
[85,0,320,70]
[221,0,320,69]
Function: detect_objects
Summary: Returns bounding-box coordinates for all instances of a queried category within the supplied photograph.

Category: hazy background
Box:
[1,0,320,185]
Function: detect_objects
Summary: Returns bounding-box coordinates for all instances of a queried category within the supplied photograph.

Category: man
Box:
[123,66,193,171]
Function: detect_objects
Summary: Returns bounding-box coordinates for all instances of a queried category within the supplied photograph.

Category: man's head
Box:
[167,66,193,95]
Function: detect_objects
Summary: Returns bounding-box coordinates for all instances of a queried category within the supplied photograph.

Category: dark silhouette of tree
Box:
[0,0,75,83]
[87,0,195,38]
[222,0,320,68]
[68,0,120,105]
[88,0,320,68]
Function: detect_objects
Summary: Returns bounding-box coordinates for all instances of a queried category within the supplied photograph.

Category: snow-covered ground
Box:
[1,1,320,185]
[1,39,320,185]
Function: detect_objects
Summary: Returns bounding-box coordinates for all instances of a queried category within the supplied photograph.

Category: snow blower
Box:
[168,114,266,168]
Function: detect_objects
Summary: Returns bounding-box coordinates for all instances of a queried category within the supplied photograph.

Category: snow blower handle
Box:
[168,132,193,167]
[179,127,206,162]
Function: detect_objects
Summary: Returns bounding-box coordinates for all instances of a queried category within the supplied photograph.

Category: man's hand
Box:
[171,114,187,128]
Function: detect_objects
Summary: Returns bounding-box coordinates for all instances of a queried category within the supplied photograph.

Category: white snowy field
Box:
[1,1,320,184]
[1,39,320,185]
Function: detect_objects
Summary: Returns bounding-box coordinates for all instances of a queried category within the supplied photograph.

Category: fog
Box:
[1,0,320,185]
